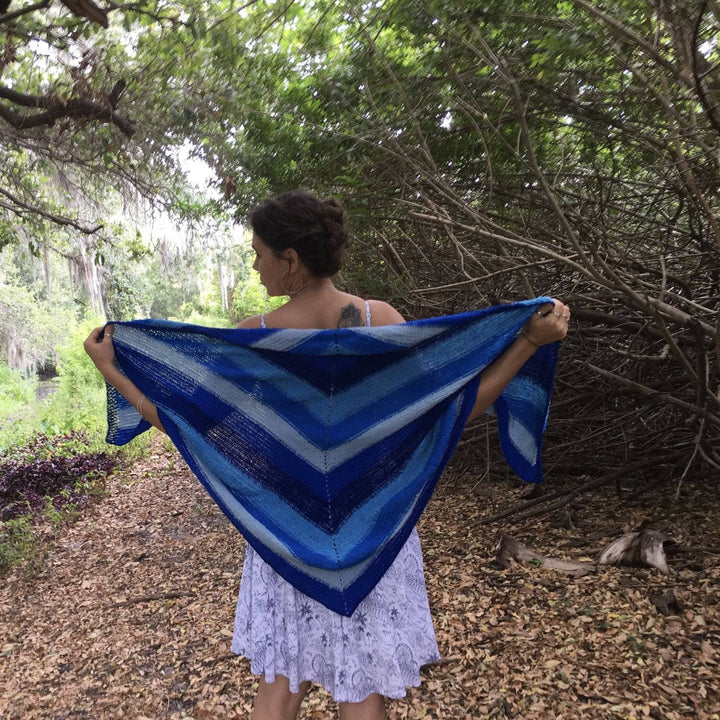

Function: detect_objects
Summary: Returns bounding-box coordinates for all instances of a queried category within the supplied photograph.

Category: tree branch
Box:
[570,0,689,87]
[585,362,720,427]
[0,186,103,234]
[0,86,135,136]
[0,0,50,25]
[59,0,108,28]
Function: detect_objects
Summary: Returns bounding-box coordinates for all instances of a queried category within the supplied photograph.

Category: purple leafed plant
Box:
[0,431,120,521]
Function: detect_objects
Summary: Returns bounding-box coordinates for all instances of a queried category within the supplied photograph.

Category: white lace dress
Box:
[231,527,440,703]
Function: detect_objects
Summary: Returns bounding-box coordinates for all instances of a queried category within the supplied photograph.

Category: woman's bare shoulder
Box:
[237,315,264,329]
[366,299,405,326]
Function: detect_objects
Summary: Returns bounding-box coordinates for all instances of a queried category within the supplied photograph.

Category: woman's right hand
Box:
[521,299,570,348]
[83,325,116,372]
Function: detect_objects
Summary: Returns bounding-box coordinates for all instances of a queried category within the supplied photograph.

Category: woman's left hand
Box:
[522,299,571,347]
[83,324,116,372]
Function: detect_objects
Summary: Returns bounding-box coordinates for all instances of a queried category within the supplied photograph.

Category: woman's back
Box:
[240,286,404,330]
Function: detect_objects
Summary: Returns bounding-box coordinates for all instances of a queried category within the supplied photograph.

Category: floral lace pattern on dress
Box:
[232,528,440,703]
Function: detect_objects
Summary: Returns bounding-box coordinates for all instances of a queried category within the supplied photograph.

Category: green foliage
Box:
[146,255,200,320]
[0,365,36,409]
[175,310,234,328]
[0,397,41,454]
[0,281,67,375]
[230,251,284,322]
[55,319,106,397]
[0,0,225,282]
[230,275,282,322]
[0,364,39,454]
[0,243,79,374]
[101,230,155,321]
[0,316,111,452]
[40,319,109,443]
[0,515,36,573]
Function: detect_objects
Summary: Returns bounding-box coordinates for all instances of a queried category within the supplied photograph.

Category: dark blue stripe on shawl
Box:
[104,298,558,616]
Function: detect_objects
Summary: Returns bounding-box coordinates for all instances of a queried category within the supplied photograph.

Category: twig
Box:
[585,363,720,428]
[474,455,681,526]
[421,656,463,669]
[111,591,197,607]
[670,544,720,555]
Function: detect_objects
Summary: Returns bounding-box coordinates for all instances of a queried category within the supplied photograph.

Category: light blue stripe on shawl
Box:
[104,298,558,616]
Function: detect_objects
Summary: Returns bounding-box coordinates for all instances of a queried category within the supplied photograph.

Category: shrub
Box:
[0,431,120,522]
[0,430,122,572]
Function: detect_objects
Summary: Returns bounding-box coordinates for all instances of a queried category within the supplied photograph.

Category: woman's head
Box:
[249,190,348,278]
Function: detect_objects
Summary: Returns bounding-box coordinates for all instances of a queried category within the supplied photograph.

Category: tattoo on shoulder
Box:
[337,303,363,328]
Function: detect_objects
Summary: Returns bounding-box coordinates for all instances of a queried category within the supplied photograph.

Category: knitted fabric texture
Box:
[105,298,558,616]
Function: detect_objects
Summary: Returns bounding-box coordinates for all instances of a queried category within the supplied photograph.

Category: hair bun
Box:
[250,190,350,278]
[320,198,346,250]
[322,197,345,224]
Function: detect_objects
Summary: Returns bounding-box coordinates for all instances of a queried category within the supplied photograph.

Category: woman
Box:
[85,190,569,719]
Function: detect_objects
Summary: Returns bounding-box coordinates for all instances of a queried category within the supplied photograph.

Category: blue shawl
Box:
[105,298,558,616]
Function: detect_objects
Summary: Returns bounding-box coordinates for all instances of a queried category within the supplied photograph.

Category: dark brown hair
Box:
[249,190,348,277]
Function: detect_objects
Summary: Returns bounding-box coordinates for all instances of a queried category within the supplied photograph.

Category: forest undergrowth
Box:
[0,436,718,719]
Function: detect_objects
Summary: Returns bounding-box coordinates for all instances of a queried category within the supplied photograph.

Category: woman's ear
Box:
[282,248,300,272]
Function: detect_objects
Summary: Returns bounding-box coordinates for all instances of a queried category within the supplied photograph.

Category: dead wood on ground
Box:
[495,533,595,576]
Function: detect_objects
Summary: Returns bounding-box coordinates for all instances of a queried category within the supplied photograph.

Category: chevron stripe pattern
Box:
[104,298,558,616]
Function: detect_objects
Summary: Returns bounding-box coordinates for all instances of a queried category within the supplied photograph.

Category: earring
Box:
[280,270,305,296]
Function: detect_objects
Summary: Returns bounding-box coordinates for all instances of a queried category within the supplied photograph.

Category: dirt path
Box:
[1,437,718,719]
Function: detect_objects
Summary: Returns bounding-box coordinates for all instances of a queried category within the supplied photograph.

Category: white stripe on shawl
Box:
[507,417,538,465]
[248,323,446,352]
